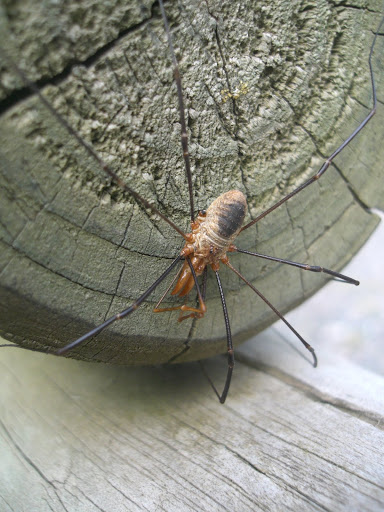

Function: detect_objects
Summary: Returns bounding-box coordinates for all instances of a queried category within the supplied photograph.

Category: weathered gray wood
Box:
[1,336,384,512]
[238,333,384,423]
[0,0,383,363]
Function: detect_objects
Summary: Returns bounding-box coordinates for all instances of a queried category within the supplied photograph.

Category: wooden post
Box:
[0,1,383,364]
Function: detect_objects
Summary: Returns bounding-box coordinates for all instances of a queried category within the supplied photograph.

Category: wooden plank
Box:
[237,332,384,424]
[1,344,383,511]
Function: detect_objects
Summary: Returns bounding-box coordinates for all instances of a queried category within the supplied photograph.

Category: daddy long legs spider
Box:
[0,1,383,402]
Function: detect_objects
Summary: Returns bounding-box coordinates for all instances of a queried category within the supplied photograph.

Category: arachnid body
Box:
[173,190,247,297]
[0,1,383,401]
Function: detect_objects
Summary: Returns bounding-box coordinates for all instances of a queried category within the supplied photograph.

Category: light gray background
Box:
[267,211,384,376]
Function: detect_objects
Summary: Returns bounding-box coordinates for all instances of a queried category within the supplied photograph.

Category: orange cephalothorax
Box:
[172,190,247,298]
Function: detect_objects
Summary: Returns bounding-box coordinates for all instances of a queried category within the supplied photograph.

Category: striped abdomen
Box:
[172,190,247,297]
[195,190,247,261]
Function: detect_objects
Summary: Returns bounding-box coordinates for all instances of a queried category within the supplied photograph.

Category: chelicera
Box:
[1,1,382,403]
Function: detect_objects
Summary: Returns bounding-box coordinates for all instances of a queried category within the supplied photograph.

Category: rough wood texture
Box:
[0,0,383,364]
[1,334,384,511]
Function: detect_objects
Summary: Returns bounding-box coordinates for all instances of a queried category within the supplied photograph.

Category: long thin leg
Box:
[178,258,207,321]
[201,266,208,301]
[200,271,234,404]
[56,255,182,355]
[234,247,359,285]
[241,15,384,233]
[165,266,209,365]
[158,0,195,222]
[154,258,207,320]
[153,265,184,310]
[224,259,317,367]
[0,50,188,240]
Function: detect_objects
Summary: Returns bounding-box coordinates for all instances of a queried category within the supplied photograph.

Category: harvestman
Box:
[1,2,383,403]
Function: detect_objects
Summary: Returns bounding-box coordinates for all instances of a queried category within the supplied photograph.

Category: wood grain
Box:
[1,335,384,511]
